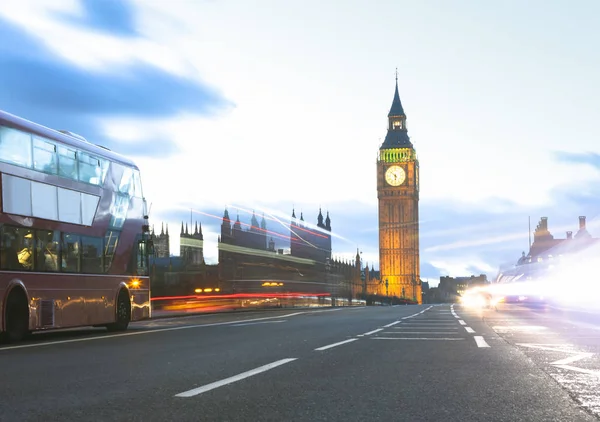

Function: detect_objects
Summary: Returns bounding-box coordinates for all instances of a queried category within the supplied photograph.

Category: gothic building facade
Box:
[219,209,269,252]
[180,221,204,265]
[214,207,371,298]
[150,209,383,300]
[151,223,170,258]
[290,208,332,263]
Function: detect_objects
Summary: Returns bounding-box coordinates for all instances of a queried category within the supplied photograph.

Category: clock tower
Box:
[377,76,421,303]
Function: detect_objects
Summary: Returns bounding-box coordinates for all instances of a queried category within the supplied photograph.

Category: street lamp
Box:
[385,278,389,296]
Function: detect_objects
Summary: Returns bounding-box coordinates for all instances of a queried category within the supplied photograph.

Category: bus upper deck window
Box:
[33,137,57,174]
[78,152,101,185]
[57,146,78,180]
[0,126,33,168]
[132,170,143,198]
[99,158,109,184]
[119,167,134,197]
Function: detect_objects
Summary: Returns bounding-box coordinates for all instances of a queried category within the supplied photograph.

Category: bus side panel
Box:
[1,272,149,330]
[129,277,151,321]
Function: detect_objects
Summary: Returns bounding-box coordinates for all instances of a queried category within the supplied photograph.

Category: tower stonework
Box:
[377,78,421,303]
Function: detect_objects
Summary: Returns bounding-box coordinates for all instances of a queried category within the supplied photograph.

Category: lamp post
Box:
[385,278,389,297]
[412,278,419,302]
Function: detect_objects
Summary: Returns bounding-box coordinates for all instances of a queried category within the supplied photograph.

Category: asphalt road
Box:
[0,303,598,421]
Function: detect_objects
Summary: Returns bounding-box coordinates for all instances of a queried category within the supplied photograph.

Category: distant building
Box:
[151,223,170,258]
[516,216,598,265]
[151,207,381,300]
[180,221,204,265]
[290,208,332,263]
[217,207,358,294]
[220,209,267,252]
[495,216,600,288]
[438,274,488,303]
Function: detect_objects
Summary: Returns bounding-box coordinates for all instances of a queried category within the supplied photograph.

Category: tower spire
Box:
[317,208,324,228]
[388,76,405,117]
[381,73,412,149]
[261,212,267,230]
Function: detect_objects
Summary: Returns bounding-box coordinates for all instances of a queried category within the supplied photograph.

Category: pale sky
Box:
[1,0,600,284]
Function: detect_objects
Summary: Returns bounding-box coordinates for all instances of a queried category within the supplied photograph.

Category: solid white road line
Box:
[373,337,464,341]
[383,321,402,328]
[0,312,306,352]
[392,327,459,330]
[308,308,343,313]
[474,336,490,348]
[361,328,383,336]
[315,338,358,351]
[551,353,594,366]
[383,331,462,334]
[465,327,475,333]
[553,364,600,376]
[231,320,286,327]
[458,320,467,326]
[175,358,297,398]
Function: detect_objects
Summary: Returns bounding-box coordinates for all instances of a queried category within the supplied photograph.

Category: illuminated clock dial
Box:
[385,165,406,186]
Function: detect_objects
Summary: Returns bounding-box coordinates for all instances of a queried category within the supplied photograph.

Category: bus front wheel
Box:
[107,290,131,332]
[4,289,29,343]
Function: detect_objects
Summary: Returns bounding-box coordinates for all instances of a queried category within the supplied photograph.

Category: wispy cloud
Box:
[54,0,138,37]
[554,151,600,170]
[0,7,229,158]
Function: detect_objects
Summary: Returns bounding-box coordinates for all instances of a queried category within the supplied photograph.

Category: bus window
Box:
[109,193,129,229]
[0,126,33,168]
[33,137,57,174]
[132,169,143,198]
[99,158,109,184]
[61,233,80,273]
[36,230,60,272]
[137,240,149,276]
[57,146,78,180]
[108,162,124,192]
[57,187,82,224]
[78,152,102,185]
[119,167,134,197]
[2,174,33,217]
[81,235,103,273]
[32,180,59,221]
[81,193,100,226]
[104,230,120,273]
[1,225,33,271]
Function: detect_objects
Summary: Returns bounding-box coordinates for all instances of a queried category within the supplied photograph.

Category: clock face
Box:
[385,165,406,186]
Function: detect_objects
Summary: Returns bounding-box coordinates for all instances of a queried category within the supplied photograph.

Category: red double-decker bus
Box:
[0,110,152,342]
